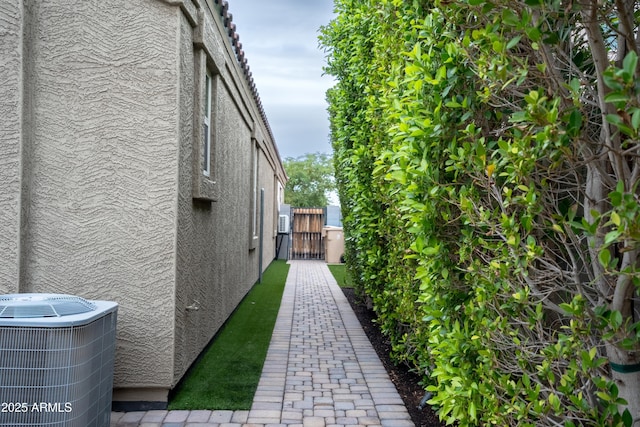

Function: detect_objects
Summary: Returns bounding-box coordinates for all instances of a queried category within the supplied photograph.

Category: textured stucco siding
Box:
[2,0,287,405]
[173,27,258,383]
[16,0,180,391]
[258,149,279,269]
[172,0,286,386]
[0,0,23,293]
[174,80,256,382]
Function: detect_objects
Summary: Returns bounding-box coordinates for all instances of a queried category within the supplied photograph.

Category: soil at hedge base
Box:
[341,287,444,427]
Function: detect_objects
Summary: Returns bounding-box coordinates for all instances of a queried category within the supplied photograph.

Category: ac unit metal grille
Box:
[278,215,290,234]
[0,295,117,427]
[0,294,96,318]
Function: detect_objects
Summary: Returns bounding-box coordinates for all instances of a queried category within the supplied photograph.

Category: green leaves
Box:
[599,247,612,268]
[283,153,335,207]
[622,52,638,84]
[603,52,640,137]
[322,0,640,426]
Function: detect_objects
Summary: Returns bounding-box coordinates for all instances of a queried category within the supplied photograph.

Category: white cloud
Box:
[257,76,332,106]
[227,0,335,158]
[266,105,333,159]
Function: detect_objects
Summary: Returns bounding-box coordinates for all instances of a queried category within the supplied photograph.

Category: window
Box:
[248,139,260,250]
[192,48,218,201]
[202,71,212,177]
[277,180,284,207]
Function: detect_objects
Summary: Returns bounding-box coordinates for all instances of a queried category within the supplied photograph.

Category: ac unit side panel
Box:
[0,311,117,427]
[278,215,290,233]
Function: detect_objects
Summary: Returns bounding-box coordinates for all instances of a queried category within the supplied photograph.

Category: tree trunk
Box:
[606,343,640,424]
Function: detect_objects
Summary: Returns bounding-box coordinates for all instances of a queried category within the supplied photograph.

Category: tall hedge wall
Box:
[321,0,640,425]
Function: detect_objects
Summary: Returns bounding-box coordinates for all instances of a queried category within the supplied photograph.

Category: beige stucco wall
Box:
[0,0,286,407]
[258,146,280,269]
[8,0,181,396]
[172,0,286,388]
[0,0,23,294]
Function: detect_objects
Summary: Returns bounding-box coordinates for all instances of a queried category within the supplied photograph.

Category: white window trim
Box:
[192,49,218,202]
[203,70,212,177]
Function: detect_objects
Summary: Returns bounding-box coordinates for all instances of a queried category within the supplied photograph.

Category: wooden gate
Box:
[290,208,325,260]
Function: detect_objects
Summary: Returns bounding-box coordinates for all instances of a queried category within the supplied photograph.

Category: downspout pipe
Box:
[258,188,264,283]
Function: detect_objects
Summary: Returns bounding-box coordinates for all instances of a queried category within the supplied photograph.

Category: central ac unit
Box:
[0,294,118,427]
[278,215,290,233]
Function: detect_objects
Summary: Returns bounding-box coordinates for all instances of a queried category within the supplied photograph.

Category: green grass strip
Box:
[327,263,352,288]
[169,260,290,410]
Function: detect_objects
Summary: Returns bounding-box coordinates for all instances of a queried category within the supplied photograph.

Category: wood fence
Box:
[290,208,325,260]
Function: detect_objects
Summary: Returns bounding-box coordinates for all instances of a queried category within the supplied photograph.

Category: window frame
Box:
[249,138,260,250]
[202,70,212,177]
[192,49,219,201]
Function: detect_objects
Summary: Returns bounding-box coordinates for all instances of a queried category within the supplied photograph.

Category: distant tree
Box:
[283,153,335,207]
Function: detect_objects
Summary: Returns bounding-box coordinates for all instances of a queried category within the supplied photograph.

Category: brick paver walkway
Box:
[111,260,414,427]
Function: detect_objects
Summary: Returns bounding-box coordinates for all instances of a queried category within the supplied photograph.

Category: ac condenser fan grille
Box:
[0,294,96,318]
[0,293,117,427]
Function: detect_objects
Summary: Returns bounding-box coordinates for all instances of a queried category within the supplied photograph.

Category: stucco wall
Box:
[258,148,279,269]
[173,12,258,382]
[172,0,283,384]
[11,0,181,395]
[1,0,287,406]
[0,0,23,294]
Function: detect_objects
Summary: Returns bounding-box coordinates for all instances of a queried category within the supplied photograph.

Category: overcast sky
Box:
[226,0,336,160]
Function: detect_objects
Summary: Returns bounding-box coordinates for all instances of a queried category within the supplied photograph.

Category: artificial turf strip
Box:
[168,260,290,410]
[327,263,351,288]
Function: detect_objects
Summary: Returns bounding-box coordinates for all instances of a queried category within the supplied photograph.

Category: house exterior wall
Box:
[7,0,181,398]
[171,0,286,392]
[0,0,287,407]
[0,0,22,294]
[258,143,281,270]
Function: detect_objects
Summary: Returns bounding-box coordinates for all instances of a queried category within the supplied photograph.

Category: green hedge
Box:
[321,0,640,425]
